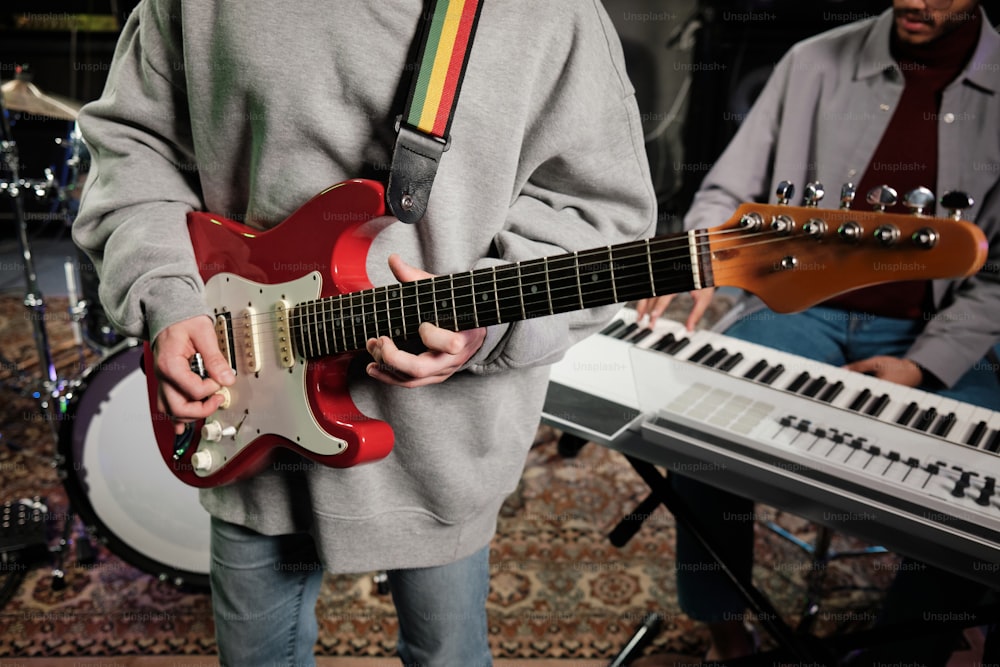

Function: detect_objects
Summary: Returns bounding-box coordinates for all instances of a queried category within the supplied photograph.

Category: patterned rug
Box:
[0,294,899,660]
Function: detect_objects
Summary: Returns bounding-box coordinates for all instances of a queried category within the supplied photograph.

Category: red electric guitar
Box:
[145,178,988,487]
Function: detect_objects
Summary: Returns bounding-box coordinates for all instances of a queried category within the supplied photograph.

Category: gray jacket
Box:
[688,8,1000,388]
[72,0,656,572]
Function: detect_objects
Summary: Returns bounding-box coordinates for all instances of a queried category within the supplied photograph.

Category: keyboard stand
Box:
[607,451,835,665]
[605,450,1000,666]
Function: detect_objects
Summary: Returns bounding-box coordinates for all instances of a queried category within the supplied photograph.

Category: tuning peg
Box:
[840,183,857,210]
[775,180,794,205]
[802,182,825,207]
[939,191,975,220]
[903,187,935,216]
[866,185,898,212]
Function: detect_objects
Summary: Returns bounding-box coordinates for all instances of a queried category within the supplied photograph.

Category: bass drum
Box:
[58,342,211,589]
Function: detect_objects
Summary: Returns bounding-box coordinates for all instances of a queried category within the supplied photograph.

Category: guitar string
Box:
[221,226,918,357]
[219,226,755,343]
[218,224,934,355]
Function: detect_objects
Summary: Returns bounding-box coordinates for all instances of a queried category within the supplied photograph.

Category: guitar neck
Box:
[291,229,710,359]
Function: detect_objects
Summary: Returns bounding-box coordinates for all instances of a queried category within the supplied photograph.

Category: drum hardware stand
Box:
[0,95,96,591]
[0,100,66,416]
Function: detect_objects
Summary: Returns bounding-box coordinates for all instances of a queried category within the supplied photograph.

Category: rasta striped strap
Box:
[405,0,483,138]
[387,0,484,224]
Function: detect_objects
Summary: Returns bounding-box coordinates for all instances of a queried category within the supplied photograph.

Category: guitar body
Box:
[145,179,395,488]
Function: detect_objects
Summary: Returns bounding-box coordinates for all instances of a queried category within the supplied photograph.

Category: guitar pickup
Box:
[215,312,236,373]
[240,307,261,373]
[275,300,295,368]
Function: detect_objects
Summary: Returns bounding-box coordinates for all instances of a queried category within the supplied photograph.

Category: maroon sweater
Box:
[824,12,980,318]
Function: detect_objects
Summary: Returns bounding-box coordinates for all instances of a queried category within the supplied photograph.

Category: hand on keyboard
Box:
[843,355,923,388]
[635,287,716,331]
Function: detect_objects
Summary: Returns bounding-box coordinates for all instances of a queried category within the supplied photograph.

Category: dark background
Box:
[5,0,997,236]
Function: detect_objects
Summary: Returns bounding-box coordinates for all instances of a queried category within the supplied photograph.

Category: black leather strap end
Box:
[386,125,448,224]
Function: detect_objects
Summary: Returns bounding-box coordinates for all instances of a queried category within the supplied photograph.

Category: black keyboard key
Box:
[914,407,937,432]
[760,364,785,385]
[819,380,844,403]
[704,349,729,368]
[688,344,713,363]
[865,394,891,417]
[848,388,872,412]
[628,328,653,343]
[718,352,744,372]
[803,377,828,398]
[932,412,957,438]
[666,337,691,355]
[743,359,769,380]
[600,319,627,336]
[967,421,988,447]
[896,401,919,426]
[614,323,639,340]
[652,333,677,351]
[987,429,1000,453]
[786,371,811,393]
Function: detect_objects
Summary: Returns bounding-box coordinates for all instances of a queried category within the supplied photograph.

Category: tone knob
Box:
[215,387,232,409]
[201,419,237,442]
[191,450,213,472]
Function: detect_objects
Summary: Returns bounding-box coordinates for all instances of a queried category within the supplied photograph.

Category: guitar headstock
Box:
[706,184,988,313]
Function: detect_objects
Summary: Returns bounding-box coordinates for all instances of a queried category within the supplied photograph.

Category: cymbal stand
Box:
[0,95,97,591]
[0,94,65,415]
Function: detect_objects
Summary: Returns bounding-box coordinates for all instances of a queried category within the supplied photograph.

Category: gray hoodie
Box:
[72,0,656,572]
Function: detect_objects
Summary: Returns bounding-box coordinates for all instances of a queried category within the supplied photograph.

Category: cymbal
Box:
[1,77,81,121]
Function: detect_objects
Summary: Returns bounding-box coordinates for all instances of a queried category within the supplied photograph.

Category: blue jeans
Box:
[673,307,999,662]
[210,516,492,667]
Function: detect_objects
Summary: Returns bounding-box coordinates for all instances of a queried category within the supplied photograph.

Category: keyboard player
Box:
[631,0,1000,664]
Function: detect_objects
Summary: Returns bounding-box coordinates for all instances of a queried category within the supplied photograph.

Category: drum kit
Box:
[1,67,210,590]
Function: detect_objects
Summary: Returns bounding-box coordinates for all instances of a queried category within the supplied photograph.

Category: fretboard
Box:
[289,229,712,359]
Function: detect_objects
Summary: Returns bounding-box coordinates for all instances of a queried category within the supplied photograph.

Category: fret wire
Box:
[306,303,319,357]
[470,272,479,327]
[320,298,331,356]
[449,274,458,330]
[609,247,618,303]
[360,290,370,346]
[399,283,407,338]
[516,262,526,320]
[338,294,347,354]
[646,239,655,295]
[430,277,440,326]
[573,252,583,310]
[492,266,501,323]
[543,257,553,315]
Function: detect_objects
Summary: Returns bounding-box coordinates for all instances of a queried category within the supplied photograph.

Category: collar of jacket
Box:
[855,5,1000,94]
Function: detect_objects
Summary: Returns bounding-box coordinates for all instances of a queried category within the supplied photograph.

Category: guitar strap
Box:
[386,0,484,224]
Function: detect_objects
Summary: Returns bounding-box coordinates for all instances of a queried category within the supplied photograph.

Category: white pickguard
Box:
[193,271,347,477]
